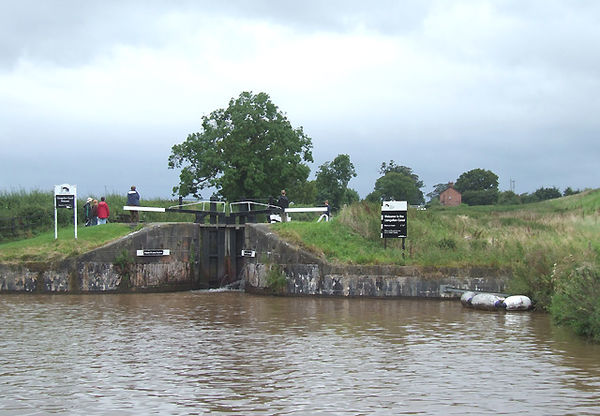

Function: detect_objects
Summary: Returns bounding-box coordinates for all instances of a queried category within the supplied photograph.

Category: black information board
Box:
[381,201,408,239]
[381,211,407,238]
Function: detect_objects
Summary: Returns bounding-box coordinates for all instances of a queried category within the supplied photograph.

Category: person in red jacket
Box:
[97,197,110,225]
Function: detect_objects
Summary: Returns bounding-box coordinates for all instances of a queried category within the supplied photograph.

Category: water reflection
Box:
[1,292,599,415]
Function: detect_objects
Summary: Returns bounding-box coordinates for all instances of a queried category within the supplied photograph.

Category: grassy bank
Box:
[274,189,599,268]
[0,223,137,263]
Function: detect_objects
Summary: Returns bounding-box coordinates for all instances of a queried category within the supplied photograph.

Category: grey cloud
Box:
[426,1,600,78]
[0,1,172,69]
[217,0,432,34]
[0,0,433,69]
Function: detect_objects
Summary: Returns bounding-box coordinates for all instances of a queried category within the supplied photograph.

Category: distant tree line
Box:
[498,186,582,205]
[427,168,582,206]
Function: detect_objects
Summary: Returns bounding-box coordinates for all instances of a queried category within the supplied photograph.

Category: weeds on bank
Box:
[266,264,287,293]
[550,259,600,342]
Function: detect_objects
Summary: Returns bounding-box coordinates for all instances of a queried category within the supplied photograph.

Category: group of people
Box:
[82,197,110,226]
[82,186,141,226]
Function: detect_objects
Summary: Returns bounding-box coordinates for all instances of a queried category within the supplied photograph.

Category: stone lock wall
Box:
[241,224,510,298]
[0,224,201,293]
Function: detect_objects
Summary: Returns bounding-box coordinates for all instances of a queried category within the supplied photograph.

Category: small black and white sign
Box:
[381,200,407,239]
[136,249,171,257]
[55,194,75,209]
[241,249,256,257]
[54,183,77,240]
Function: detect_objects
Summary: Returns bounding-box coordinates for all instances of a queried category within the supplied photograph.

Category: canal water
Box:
[1,291,599,415]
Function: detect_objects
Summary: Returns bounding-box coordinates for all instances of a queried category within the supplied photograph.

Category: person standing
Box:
[127,186,141,222]
[97,197,110,225]
[83,197,93,226]
[91,199,99,226]
[318,200,330,222]
[277,189,289,222]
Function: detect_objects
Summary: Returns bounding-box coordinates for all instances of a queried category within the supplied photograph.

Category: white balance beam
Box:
[123,205,327,214]
[285,207,328,213]
[123,206,166,213]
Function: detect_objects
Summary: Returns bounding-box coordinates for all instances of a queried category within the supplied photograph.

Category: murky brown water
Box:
[1,291,599,415]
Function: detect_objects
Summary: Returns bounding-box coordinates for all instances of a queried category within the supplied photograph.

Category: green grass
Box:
[0,223,138,263]
[274,220,402,265]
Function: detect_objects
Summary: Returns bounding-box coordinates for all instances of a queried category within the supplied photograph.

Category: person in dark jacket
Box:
[83,197,93,226]
[127,186,141,222]
[318,200,330,222]
[277,189,289,222]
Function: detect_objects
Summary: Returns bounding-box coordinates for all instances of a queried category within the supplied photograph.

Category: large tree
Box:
[314,154,358,210]
[168,91,313,201]
[379,161,424,189]
[454,168,499,205]
[367,162,424,204]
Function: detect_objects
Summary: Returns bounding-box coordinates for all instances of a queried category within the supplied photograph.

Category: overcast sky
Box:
[1,0,598,201]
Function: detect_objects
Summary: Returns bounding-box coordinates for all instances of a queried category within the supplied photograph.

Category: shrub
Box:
[550,262,600,342]
[508,249,556,310]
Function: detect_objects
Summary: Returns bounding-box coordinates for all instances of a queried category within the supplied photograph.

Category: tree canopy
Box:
[367,162,424,204]
[168,91,313,201]
[455,168,499,205]
[379,161,424,189]
[315,154,358,210]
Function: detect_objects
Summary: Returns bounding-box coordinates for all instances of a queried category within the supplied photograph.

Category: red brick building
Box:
[440,183,462,206]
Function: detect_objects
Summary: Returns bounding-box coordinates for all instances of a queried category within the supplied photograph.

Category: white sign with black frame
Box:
[54,184,77,240]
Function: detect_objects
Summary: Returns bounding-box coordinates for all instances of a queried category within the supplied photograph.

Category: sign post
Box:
[381,200,407,253]
[54,184,77,240]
